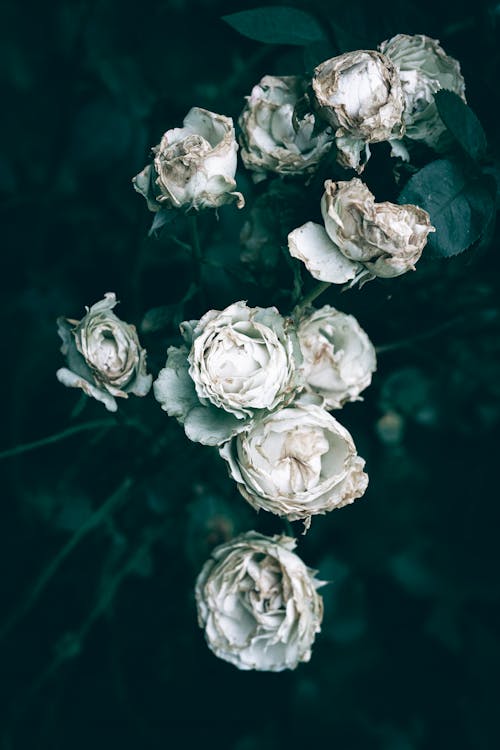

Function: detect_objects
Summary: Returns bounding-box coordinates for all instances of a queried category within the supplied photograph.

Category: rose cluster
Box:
[57,294,375,669]
[56,31,469,673]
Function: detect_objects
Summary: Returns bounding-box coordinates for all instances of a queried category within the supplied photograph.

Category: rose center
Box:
[334,60,388,119]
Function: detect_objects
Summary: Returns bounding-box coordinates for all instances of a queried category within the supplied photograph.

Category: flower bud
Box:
[195,531,324,671]
[133,107,244,211]
[239,75,333,180]
[312,50,404,171]
[56,293,152,412]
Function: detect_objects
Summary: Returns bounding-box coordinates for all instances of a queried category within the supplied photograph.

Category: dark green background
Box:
[1,1,500,748]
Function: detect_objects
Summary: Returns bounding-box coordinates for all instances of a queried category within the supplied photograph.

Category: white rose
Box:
[220,402,368,526]
[239,75,333,180]
[195,531,324,671]
[133,107,244,211]
[312,50,404,172]
[56,293,152,412]
[298,305,376,409]
[380,34,466,152]
[153,301,302,446]
[288,178,434,285]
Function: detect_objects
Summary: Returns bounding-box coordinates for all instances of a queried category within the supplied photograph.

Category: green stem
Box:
[17,523,167,706]
[375,316,463,354]
[189,213,206,305]
[0,419,116,461]
[293,281,331,317]
[189,213,202,264]
[0,477,133,642]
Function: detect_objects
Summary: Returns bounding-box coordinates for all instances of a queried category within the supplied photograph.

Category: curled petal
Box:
[288,221,361,283]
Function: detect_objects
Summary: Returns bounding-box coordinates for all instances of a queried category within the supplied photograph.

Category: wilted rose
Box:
[297,305,376,409]
[56,293,152,412]
[220,401,368,526]
[195,531,324,671]
[133,107,244,211]
[380,34,466,152]
[312,50,404,171]
[239,75,333,180]
[288,178,434,284]
[153,301,302,446]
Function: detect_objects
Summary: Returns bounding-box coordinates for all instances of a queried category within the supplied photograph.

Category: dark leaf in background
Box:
[303,39,336,70]
[435,90,488,163]
[398,159,496,257]
[222,7,326,46]
[69,98,134,172]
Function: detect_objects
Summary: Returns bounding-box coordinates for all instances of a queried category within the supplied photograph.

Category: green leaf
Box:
[435,90,488,163]
[148,208,175,238]
[398,159,496,258]
[222,7,325,46]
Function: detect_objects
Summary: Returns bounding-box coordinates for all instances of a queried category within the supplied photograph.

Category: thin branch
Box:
[189,213,206,306]
[293,281,331,316]
[0,419,116,461]
[375,316,464,354]
[0,477,133,642]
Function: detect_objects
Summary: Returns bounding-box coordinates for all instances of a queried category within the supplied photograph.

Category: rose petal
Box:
[288,222,361,283]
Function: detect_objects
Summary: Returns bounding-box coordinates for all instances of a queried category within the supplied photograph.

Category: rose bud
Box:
[56,293,152,412]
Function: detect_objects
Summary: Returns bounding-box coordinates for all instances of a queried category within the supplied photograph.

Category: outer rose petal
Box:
[288,222,361,283]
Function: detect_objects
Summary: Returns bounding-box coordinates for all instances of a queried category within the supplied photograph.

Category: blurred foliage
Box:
[1,0,500,749]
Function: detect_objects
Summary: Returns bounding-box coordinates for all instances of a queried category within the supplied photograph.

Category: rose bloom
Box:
[380,34,466,152]
[220,401,368,526]
[56,293,152,412]
[153,301,302,446]
[297,305,376,409]
[239,75,333,180]
[288,178,434,285]
[312,50,404,171]
[133,107,244,211]
[195,531,324,671]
